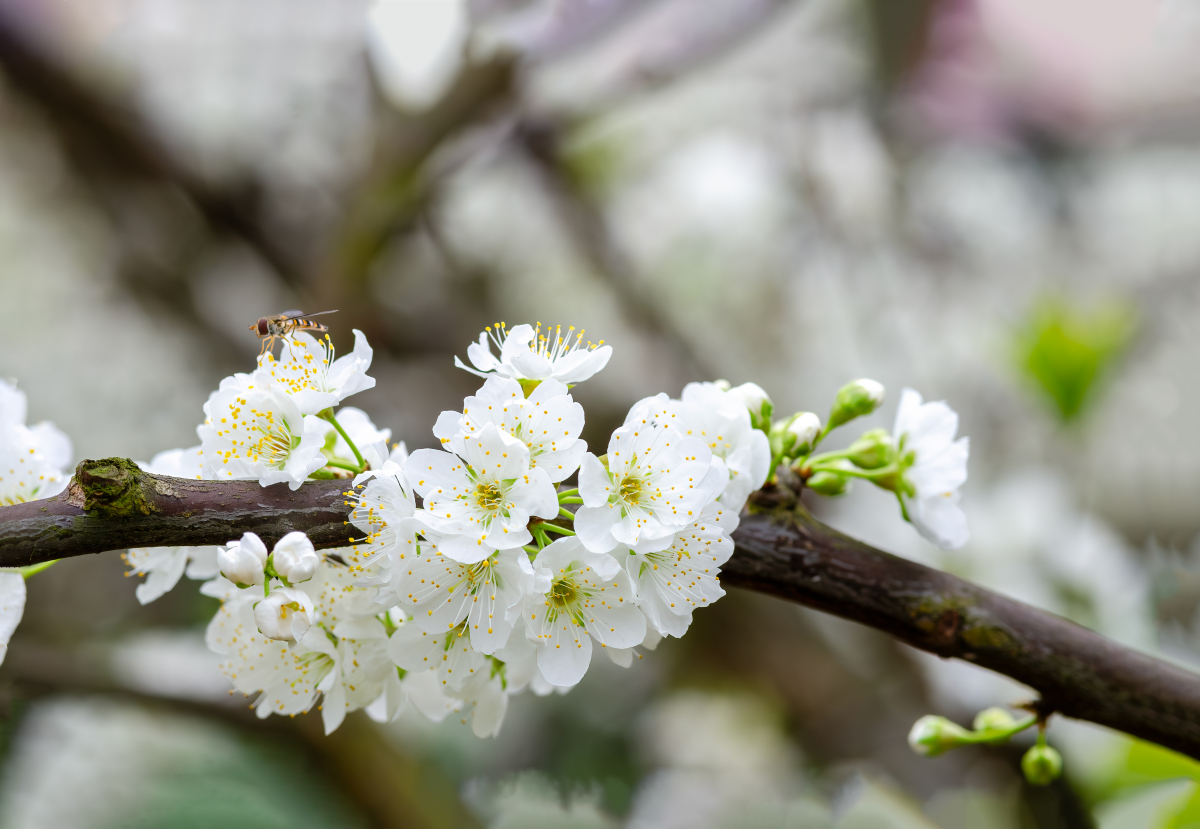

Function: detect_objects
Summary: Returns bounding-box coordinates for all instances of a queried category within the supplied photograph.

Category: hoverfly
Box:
[249,310,338,357]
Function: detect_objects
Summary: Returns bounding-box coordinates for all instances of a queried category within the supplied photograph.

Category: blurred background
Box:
[0,0,1198,826]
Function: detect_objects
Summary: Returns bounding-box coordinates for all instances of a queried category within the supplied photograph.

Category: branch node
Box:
[69,457,156,518]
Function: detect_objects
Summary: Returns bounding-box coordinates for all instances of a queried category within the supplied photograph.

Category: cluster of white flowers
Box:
[0,322,972,739]
[0,379,74,665]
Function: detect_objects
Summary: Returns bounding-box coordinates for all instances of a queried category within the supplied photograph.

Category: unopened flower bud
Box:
[254,587,315,643]
[845,428,896,470]
[908,715,972,757]
[728,382,773,431]
[827,378,885,432]
[805,469,850,496]
[1021,743,1063,786]
[972,707,1018,735]
[771,412,821,459]
[218,532,268,588]
[270,531,320,584]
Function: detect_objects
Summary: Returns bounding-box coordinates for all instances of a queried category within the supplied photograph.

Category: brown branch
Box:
[3,458,1200,760]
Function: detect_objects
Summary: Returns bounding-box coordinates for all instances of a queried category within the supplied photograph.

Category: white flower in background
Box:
[455,323,612,386]
[520,537,645,687]
[366,0,468,110]
[725,382,771,419]
[630,384,770,513]
[254,587,316,643]
[297,614,396,734]
[140,445,205,479]
[257,330,376,416]
[270,531,321,584]
[0,573,25,667]
[623,502,739,638]
[404,423,558,562]
[123,546,219,605]
[0,378,72,506]
[575,416,724,554]
[203,578,329,720]
[204,560,396,731]
[217,532,269,587]
[390,620,490,692]
[124,446,219,604]
[893,388,970,550]
[345,462,416,569]
[434,376,587,483]
[449,669,510,738]
[198,371,328,489]
[390,537,541,655]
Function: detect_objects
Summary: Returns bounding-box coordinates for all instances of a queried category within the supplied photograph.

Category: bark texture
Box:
[2,459,1199,758]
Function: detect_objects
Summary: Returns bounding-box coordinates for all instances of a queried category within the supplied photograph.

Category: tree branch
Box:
[3,458,1200,760]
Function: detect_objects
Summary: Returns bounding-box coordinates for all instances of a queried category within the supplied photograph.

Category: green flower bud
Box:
[908,715,972,757]
[805,469,850,496]
[827,378,885,432]
[1021,744,1063,786]
[844,428,896,470]
[728,382,773,432]
[770,412,821,460]
[972,707,1018,736]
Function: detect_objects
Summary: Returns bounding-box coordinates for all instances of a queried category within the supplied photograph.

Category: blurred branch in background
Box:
[6,459,1200,763]
[516,117,714,381]
[4,639,476,829]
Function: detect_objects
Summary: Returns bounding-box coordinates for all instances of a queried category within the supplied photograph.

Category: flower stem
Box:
[558,497,584,505]
[808,463,898,481]
[325,458,363,473]
[16,559,57,579]
[320,410,366,471]
[308,469,338,479]
[541,524,576,536]
[556,488,579,501]
[558,507,576,521]
[971,715,1038,745]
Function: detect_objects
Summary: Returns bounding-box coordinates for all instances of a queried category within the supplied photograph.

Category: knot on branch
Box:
[66,457,157,518]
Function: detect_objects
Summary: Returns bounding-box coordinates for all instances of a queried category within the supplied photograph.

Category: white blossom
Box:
[254,587,316,643]
[575,414,725,554]
[270,531,320,584]
[125,446,218,604]
[388,537,541,655]
[0,379,72,506]
[257,329,376,415]
[449,669,509,738]
[893,388,970,550]
[455,323,612,386]
[434,376,586,483]
[622,502,739,638]
[217,531,269,587]
[389,619,491,692]
[0,573,25,667]
[726,382,771,416]
[204,559,396,731]
[629,385,770,513]
[345,460,416,570]
[123,545,219,605]
[198,371,328,489]
[520,537,645,687]
[404,422,558,562]
[298,613,396,734]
